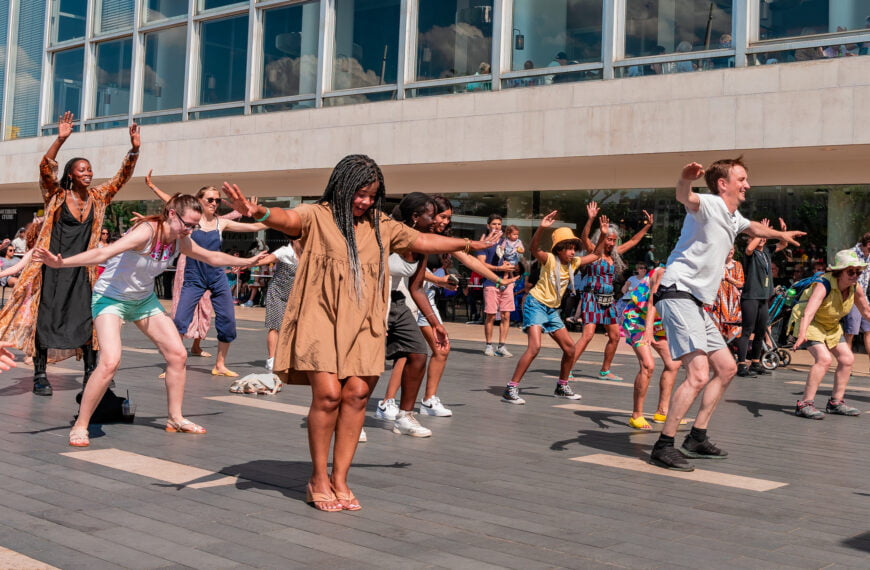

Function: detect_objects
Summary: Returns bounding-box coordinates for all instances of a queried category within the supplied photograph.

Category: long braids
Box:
[319,154,386,298]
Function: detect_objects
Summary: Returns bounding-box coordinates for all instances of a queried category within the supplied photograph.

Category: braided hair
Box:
[318,154,386,298]
[59,157,91,190]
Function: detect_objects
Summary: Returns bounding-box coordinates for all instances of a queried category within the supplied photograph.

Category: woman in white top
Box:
[36,194,264,447]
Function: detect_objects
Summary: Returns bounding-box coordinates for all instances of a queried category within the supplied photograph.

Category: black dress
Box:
[35,202,94,349]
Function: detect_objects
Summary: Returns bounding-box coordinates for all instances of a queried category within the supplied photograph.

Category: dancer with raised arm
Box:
[222,155,497,512]
[0,112,139,396]
[649,159,804,471]
[35,194,264,447]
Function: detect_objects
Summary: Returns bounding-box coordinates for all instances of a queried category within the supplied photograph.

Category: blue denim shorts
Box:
[522,294,565,334]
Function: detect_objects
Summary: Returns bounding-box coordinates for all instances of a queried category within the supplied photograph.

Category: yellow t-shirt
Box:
[529,253,583,308]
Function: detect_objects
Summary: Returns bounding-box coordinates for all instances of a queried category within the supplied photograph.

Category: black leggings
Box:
[737,298,768,362]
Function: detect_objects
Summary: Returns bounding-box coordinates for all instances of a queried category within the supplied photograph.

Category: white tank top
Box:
[388,252,420,316]
[94,223,179,301]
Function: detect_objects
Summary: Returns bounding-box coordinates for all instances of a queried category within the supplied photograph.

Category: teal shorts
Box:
[92,292,165,322]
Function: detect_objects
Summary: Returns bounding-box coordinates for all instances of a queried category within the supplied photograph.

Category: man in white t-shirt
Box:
[649,159,804,472]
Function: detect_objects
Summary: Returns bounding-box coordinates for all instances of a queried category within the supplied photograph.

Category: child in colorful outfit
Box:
[621,267,681,429]
[501,211,605,404]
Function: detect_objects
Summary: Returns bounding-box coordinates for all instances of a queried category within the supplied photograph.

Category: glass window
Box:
[52,48,85,120]
[97,0,134,34]
[510,0,603,72]
[52,0,87,44]
[253,101,316,113]
[189,106,244,120]
[0,0,9,134]
[10,0,45,138]
[333,0,400,90]
[416,0,494,81]
[85,119,128,131]
[322,90,395,107]
[94,38,132,117]
[143,26,187,112]
[199,16,248,105]
[199,0,246,11]
[262,2,320,99]
[136,113,183,125]
[624,0,733,58]
[147,0,188,22]
[759,0,870,41]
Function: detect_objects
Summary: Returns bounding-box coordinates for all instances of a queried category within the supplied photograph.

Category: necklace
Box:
[67,189,89,220]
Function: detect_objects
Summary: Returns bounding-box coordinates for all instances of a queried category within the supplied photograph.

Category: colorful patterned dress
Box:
[707,261,744,342]
[621,270,666,347]
[578,258,617,324]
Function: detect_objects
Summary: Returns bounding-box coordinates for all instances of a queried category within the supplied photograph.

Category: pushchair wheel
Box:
[760,351,780,371]
[776,349,791,368]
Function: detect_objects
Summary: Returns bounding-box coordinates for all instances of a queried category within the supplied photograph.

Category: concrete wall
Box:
[1,56,869,203]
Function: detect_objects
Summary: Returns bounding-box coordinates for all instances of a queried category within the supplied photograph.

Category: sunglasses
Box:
[204,197,219,204]
[845,269,862,277]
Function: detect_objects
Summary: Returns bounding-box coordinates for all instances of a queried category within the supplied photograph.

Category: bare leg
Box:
[571,323,597,367]
[420,326,449,400]
[331,375,378,505]
[267,329,278,360]
[509,326,542,384]
[382,358,405,401]
[483,313,496,344]
[692,347,738,430]
[652,339,681,415]
[398,353,427,411]
[134,312,189,423]
[213,341,233,374]
[549,327,576,379]
[307,371,343,510]
[828,343,854,401]
[498,310,511,345]
[801,344,833,402]
[600,323,620,372]
[630,343,655,418]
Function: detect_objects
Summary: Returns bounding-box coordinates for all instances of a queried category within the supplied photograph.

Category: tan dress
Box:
[273,203,418,384]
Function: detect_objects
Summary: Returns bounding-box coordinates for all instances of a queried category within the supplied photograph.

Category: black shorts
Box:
[386,292,429,360]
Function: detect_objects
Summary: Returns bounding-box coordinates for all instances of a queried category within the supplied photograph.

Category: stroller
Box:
[757,271,826,370]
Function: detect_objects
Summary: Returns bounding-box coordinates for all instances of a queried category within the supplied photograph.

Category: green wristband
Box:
[255,208,271,223]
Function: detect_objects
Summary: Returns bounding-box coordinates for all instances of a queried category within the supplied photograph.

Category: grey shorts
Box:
[842,304,870,335]
[657,297,726,359]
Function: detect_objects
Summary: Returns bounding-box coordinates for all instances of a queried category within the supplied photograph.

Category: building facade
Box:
[1,0,870,265]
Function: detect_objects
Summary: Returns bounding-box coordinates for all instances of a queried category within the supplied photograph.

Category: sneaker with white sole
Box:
[484,345,496,357]
[358,428,367,443]
[265,357,274,372]
[554,382,582,400]
[375,398,399,421]
[392,411,432,437]
[496,345,513,357]
[420,396,453,417]
[501,384,525,404]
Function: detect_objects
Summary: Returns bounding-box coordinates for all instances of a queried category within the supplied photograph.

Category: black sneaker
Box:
[32,374,52,396]
[825,399,860,416]
[554,382,581,400]
[736,364,757,378]
[649,444,695,472]
[748,362,769,375]
[681,435,728,459]
[501,385,525,405]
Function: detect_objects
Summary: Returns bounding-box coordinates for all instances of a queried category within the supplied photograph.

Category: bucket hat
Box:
[828,249,869,271]
[550,227,581,252]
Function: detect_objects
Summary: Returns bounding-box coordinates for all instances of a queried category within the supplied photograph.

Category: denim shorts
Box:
[522,294,564,334]
[92,292,165,322]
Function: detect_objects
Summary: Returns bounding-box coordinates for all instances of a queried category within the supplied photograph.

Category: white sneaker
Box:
[420,396,453,417]
[375,398,399,421]
[265,357,274,372]
[496,345,513,357]
[392,411,432,437]
[484,345,496,357]
[358,428,367,443]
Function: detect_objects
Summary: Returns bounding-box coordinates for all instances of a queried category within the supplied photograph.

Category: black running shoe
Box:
[736,364,756,378]
[748,362,769,376]
[681,435,728,459]
[32,374,52,396]
[649,445,695,472]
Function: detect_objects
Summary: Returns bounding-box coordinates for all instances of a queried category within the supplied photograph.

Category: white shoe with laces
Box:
[496,345,513,357]
[375,398,399,421]
[358,428,367,443]
[392,411,432,437]
[420,396,453,417]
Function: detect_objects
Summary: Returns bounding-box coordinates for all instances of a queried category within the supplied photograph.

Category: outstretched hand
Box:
[33,248,63,268]
[0,341,16,372]
[222,182,259,218]
[599,215,610,233]
[58,111,74,140]
[778,217,787,231]
[780,230,806,248]
[681,162,704,181]
[540,210,558,229]
[470,230,502,251]
[240,251,270,268]
[586,202,599,220]
[129,122,140,149]
[642,210,653,226]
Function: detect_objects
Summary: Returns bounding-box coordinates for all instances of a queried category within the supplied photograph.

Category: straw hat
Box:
[828,249,869,271]
[550,227,581,251]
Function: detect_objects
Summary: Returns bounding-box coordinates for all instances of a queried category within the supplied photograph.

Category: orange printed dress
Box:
[273,203,418,384]
[707,261,744,342]
[0,152,137,358]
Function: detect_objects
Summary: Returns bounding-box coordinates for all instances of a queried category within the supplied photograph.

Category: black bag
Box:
[75,387,129,424]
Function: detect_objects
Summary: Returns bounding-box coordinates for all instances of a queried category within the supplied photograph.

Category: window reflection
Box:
[199,16,248,105]
[333,0,400,89]
[94,38,132,117]
[143,26,186,112]
[199,0,246,11]
[262,2,319,99]
[147,0,187,22]
[624,0,733,60]
[510,0,602,73]
[52,48,84,118]
[416,0,493,82]
[52,0,87,43]
[97,0,134,34]
[759,0,870,44]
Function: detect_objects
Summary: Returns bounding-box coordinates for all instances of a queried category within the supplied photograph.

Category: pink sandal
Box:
[165,419,207,434]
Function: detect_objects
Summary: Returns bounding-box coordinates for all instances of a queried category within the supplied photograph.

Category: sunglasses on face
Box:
[846,269,862,277]
[204,197,219,204]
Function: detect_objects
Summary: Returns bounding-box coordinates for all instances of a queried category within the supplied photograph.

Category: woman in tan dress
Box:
[223,155,496,512]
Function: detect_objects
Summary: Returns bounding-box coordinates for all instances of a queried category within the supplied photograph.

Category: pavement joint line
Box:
[553,403,695,422]
[61,448,239,489]
[122,346,160,355]
[205,395,310,415]
[784,380,870,393]
[570,453,789,492]
[0,546,60,569]
[547,375,634,388]
[540,356,622,366]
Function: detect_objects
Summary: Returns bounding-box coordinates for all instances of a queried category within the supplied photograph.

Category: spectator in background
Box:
[843,233,870,357]
[10,228,26,258]
[1,244,20,288]
[478,214,516,357]
[674,41,696,73]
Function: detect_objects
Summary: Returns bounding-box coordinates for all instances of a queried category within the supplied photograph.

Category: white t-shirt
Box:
[620,275,643,301]
[661,193,751,305]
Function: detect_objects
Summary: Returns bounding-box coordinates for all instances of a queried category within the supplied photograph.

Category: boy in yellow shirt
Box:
[502,211,605,404]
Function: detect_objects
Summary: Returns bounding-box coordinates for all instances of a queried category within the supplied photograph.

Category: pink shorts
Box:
[483,283,516,314]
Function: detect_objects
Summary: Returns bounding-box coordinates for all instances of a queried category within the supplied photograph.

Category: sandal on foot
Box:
[211,368,239,378]
[306,484,343,512]
[334,490,361,511]
[598,370,623,381]
[190,350,212,358]
[652,412,688,425]
[165,419,207,434]
[69,427,90,447]
[628,416,652,430]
